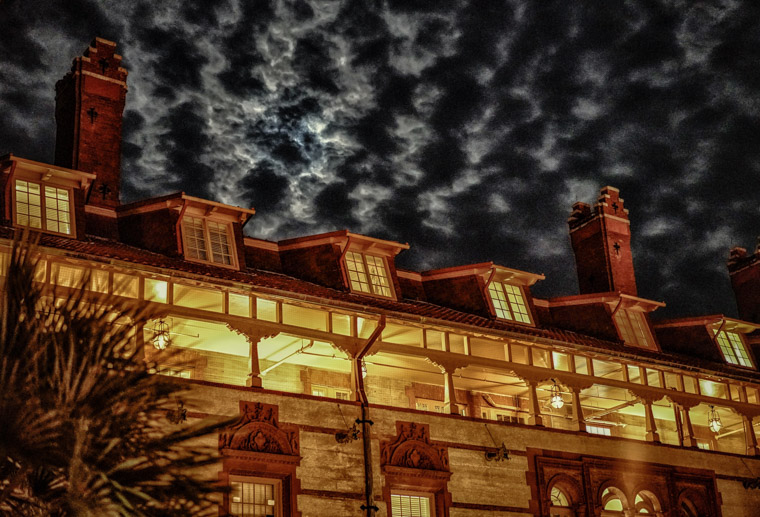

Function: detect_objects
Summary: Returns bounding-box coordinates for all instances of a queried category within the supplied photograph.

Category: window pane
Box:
[364,254,392,297]
[207,221,233,265]
[488,282,512,320]
[345,251,370,293]
[182,216,208,260]
[43,186,72,235]
[229,480,277,517]
[503,283,531,323]
[15,180,43,229]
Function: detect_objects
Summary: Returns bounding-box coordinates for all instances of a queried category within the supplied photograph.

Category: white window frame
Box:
[586,424,612,436]
[390,490,435,517]
[180,215,238,269]
[229,475,282,517]
[713,329,754,368]
[343,250,395,299]
[12,178,75,236]
[487,280,532,324]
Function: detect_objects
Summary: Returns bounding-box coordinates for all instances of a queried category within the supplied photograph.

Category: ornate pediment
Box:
[219,401,299,457]
[380,421,449,472]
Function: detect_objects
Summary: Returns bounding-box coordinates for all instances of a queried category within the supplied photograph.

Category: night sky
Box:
[1,1,759,319]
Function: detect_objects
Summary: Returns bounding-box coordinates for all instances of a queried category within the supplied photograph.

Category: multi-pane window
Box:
[14,180,72,235]
[230,479,278,517]
[181,216,234,266]
[391,493,432,517]
[614,309,652,348]
[586,425,612,436]
[714,329,753,367]
[345,251,392,297]
[487,281,531,324]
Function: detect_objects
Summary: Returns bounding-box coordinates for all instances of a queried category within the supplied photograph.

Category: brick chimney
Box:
[568,186,637,296]
[728,240,760,323]
[54,38,127,209]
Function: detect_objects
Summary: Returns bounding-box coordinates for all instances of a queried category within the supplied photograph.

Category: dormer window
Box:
[488,281,531,324]
[181,216,236,267]
[714,329,753,367]
[14,179,73,235]
[345,251,393,297]
[614,309,654,349]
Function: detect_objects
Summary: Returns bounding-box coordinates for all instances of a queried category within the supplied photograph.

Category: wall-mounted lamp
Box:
[335,422,361,444]
[152,319,170,350]
[708,405,722,433]
[550,379,564,409]
[485,443,509,462]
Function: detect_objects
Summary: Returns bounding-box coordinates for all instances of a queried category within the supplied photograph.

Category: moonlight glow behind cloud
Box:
[1,0,759,318]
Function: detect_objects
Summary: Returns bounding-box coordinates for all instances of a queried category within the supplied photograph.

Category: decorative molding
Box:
[380,421,449,472]
[219,401,299,457]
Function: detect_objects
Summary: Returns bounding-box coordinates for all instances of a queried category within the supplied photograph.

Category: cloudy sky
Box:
[1,0,759,318]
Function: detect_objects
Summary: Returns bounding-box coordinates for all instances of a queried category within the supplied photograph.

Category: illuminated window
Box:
[614,309,653,348]
[551,486,570,506]
[14,180,72,235]
[345,251,393,297]
[549,486,574,516]
[586,425,612,436]
[230,477,280,517]
[181,216,235,267]
[487,281,531,323]
[714,330,753,367]
[390,492,433,517]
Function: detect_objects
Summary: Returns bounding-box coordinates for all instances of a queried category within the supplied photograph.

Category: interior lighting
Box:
[708,405,722,433]
[550,380,565,409]
[152,319,170,350]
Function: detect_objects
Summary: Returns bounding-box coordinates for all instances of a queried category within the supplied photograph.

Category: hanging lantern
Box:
[708,405,722,433]
[152,319,170,350]
[550,380,564,409]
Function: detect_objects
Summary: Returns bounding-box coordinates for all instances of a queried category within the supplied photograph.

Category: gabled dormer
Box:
[543,292,663,350]
[0,154,95,240]
[420,262,543,324]
[117,193,254,270]
[655,316,759,369]
[278,230,408,299]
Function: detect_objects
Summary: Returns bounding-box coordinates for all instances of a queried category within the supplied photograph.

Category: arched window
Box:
[634,490,662,516]
[601,487,627,516]
[549,486,574,516]
[679,499,698,517]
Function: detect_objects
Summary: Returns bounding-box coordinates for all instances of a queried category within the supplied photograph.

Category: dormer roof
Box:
[1,154,96,190]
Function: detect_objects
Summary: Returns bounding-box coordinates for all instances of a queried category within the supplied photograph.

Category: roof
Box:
[8,227,759,383]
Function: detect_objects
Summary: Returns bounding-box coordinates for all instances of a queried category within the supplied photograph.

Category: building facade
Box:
[3,38,760,516]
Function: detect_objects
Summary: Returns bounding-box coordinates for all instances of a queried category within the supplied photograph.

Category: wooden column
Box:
[644,400,660,443]
[668,396,698,448]
[743,414,759,456]
[570,386,586,432]
[527,381,543,427]
[443,370,459,415]
[681,405,698,447]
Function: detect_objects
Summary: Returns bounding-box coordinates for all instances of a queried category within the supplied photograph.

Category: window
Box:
[549,486,574,517]
[487,281,531,323]
[714,329,753,367]
[614,309,653,348]
[345,251,393,297]
[230,477,280,517]
[390,492,433,517]
[586,425,612,436]
[14,179,72,235]
[181,216,235,267]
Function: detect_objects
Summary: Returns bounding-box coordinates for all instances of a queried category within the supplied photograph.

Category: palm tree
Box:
[0,239,231,516]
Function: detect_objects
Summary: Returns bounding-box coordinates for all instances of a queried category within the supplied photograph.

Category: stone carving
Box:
[219,401,299,456]
[380,421,449,472]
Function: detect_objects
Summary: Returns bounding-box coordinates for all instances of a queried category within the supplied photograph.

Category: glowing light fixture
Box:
[152,319,170,350]
[550,380,564,409]
[708,405,722,433]
[361,359,368,379]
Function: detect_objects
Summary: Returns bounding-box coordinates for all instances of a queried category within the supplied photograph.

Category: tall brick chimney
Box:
[55,38,127,209]
[728,241,760,323]
[568,186,637,296]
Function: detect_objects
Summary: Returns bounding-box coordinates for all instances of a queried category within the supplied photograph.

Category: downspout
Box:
[355,314,386,517]
[174,198,188,256]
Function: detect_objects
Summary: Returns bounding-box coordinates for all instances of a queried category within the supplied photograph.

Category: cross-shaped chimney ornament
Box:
[613,242,621,256]
[97,182,112,199]
[87,107,98,124]
[612,202,619,213]
[99,58,110,74]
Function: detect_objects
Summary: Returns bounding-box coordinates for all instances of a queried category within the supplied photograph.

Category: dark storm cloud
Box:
[2,0,760,319]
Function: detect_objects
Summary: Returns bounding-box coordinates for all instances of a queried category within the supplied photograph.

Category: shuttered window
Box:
[614,309,653,349]
[390,493,432,517]
[14,180,72,235]
[714,330,753,368]
[181,216,236,267]
[345,251,393,298]
[487,281,531,324]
